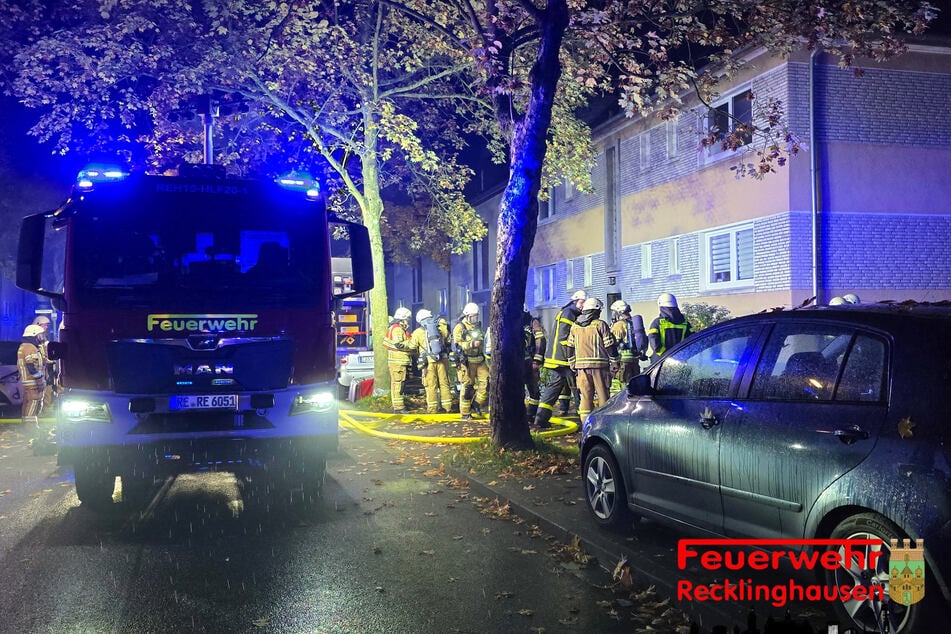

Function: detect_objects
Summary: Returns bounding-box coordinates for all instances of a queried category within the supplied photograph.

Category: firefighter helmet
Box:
[582,297,602,311]
[32,315,51,327]
[842,293,861,305]
[829,296,847,306]
[610,300,629,313]
[415,308,432,323]
[393,307,412,321]
[23,324,45,338]
[571,290,587,302]
[462,303,479,317]
[657,292,678,308]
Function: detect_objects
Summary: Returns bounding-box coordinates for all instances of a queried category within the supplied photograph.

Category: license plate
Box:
[170,394,238,410]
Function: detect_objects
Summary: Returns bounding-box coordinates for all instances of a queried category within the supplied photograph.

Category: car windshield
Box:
[71,198,327,310]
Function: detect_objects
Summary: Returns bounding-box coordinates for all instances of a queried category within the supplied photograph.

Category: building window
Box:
[639,133,651,171]
[707,88,753,156]
[412,258,423,303]
[703,223,754,289]
[641,243,653,279]
[669,238,681,275]
[439,288,448,316]
[535,266,556,304]
[538,195,550,220]
[457,284,469,310]
[472,239,489,290]
[564,179,574,201]
[584,255,593,287]
[566,258,574,290]
[666,119,679,159]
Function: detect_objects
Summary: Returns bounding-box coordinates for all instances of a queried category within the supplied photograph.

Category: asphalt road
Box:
[0,423,692,634]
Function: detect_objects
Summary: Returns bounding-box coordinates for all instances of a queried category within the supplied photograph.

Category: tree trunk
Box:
[489,1,569,449]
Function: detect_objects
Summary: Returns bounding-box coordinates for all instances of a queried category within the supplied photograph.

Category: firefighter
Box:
[609,300,647,392]
[647,292,692,362]
[564,298,618,420]
[32,315,58,409]
[410,308,453,414]
[533,290,587,429]
[523,310,545,424]
[383,307,415,413]
[452,303,489,420]
[18,324,47,427]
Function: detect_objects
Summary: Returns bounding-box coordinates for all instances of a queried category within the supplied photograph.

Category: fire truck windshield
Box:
[71,197,328,310]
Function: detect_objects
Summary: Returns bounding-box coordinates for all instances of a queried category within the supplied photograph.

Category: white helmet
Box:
[657,292,678,308]
[842,293,861,305]
[393,307,411,321]
[23,324,45,337]
[829,296,846,306]
[610,300,629,313]
[462,302,479,317]
[582,297,602,311]
[415,308,432,323]
[33,315,51,326]
[571,290,587,302]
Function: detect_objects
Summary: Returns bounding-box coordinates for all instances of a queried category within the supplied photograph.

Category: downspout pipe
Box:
[809,48,820,304]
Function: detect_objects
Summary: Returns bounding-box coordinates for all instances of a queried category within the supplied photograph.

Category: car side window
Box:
[835,334,886,402]
[750,324,856,401]
[654,325,759,398]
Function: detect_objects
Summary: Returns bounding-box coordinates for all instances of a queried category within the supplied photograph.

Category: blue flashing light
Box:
[76,163,129,191]
[275,171,320,200]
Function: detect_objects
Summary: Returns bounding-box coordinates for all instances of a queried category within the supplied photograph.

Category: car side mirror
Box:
[626,374,652,397]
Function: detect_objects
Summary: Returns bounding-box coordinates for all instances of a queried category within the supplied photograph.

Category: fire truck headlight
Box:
[61,398,111,422]
[290,391,335,416]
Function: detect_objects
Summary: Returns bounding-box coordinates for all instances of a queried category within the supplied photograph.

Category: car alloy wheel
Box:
[583,444,632,530]
[826,512,920,634]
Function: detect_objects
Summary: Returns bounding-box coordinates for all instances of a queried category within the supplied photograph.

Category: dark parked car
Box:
[580,302,950,633]
[0,340,23,412]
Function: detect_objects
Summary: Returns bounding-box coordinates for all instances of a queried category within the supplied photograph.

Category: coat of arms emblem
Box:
[889,538,925,605]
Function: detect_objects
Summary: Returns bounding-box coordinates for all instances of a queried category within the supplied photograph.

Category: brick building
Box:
[387,41,951,330]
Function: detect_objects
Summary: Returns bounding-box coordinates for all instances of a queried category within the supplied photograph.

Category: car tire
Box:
[583,444,633,531]
[74,460,116,510]
[825,512,928,634]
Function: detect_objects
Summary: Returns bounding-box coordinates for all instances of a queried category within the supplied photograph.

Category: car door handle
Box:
[833,425,869,445]
[699,408,718,429]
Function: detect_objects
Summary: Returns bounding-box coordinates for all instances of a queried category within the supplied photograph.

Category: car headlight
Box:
[290,390,336,415]
[61,398,111,422]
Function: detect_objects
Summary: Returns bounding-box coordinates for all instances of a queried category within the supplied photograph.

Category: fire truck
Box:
[17,164,372,509]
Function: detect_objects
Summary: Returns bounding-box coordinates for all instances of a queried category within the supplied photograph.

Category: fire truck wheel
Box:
[74,460,116,509]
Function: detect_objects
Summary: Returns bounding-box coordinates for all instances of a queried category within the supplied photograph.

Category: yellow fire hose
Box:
[338,409,578,444]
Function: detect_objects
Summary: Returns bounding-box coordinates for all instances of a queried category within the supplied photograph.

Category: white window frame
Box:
[583,255,593,287]
[669,237,681,275]
[566,258,575,290]
[666,119,679,159]
[535,266,556,304]
[640,243,653,279]
[639,132,651,171]
[705,86,754,159]
[564,179,574,201]
[701,222,755,291]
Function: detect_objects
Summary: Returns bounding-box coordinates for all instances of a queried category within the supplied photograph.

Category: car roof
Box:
[732,300,951,326]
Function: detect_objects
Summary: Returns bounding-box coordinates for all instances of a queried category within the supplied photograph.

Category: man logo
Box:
[889,538,925,605]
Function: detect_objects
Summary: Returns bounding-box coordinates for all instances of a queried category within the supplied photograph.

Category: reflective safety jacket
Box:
[611,315,647,362]
[647,307,692,358]
[410,318,450,365]
[566,316,617,369]
[383,320,414,366]
[530,317,546,365]
[543,303,581,369]
[17,340,46,388]
[452,320,486,363]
